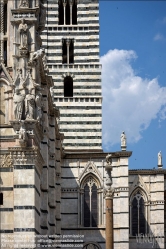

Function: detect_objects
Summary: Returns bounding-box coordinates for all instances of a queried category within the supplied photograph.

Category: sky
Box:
[99,1,166,169]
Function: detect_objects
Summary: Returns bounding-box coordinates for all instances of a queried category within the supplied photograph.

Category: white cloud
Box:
[101,49,166,150]
[154,33,165,41]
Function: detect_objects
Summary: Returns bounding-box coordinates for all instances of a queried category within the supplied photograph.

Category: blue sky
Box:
[99,1,166,169]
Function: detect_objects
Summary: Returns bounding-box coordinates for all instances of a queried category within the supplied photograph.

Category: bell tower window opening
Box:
[58,0,77,25]
[72,0,77,25]
[58,0,64,25]
[62,40,67,64]
[66,0,70,25]
[0,193,3,205]
[69,40,74,64]
[64,76,73,97]
[62,39,74,64]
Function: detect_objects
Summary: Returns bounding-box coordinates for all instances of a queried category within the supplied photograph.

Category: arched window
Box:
[58,0,77,25]
[0,86,5,124]
[64,76,73,97]
[130,190,147,236]
[83,176,98,227]
[0,193,3,205]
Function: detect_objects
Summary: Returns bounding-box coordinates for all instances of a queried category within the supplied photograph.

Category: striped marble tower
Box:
[42,0,102,151]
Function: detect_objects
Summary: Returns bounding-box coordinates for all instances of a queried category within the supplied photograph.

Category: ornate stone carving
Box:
[32,48,45,61]
[84,176,97,188]
[0,154,13,168]
[19,0,29,8]
[13,89,25,120]
[104,187,114,199]
[121,131,127,151]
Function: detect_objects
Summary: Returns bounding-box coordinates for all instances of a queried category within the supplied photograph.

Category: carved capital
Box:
[104,187,114,199]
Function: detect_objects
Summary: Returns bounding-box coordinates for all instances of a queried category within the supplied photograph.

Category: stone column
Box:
[63,1,66,25]
[66,39,70,64]
[105,190,113,249]
[105,154,114,249]
[69,0,73,25]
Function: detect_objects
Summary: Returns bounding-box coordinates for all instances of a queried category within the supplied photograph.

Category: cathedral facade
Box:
[0,0,166,249]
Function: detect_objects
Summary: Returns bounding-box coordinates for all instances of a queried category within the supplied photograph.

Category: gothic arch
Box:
[79,161,103,188]
[79,173,103,227]
[129,187,149,236]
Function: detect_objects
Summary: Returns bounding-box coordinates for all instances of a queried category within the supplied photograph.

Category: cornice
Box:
[63,151,132,159]
[129,169,166,175]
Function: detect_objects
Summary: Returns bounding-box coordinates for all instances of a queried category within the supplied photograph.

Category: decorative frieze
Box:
[0,154,13,168]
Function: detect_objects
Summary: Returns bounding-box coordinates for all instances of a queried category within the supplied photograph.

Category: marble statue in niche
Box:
[18,19,28,49]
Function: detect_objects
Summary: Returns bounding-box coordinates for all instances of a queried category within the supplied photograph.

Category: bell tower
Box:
[42,0,102,151]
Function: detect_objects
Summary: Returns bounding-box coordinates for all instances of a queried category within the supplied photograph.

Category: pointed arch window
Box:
[82,176,99,228]
[64,76,73,97]
[130,190,147,236]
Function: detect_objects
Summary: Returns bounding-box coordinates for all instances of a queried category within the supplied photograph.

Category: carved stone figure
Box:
[158,151,162,166]
[106,154,112,166]
[121,131,127,148]
[42,54,48,71]
[0,154,13,168]
[13,89,25,120]
[19,122,27,141]
[19,19,28,49]
[19,0,29,8]
[35,92,42,121]
[25,89,35,119]
[32,48,45,62]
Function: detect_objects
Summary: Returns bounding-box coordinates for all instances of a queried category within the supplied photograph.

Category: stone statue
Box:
[106,154,112,166]
[25,89,35,119]
[121,131,127,148]
[13,89,25,120]
[19,122,27,141]
[18,19,28,49]
[19,0,29,8]
[158,151,162,166]
[32,48,45,62]
[42,54,48,71]
[35,92,42,121]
